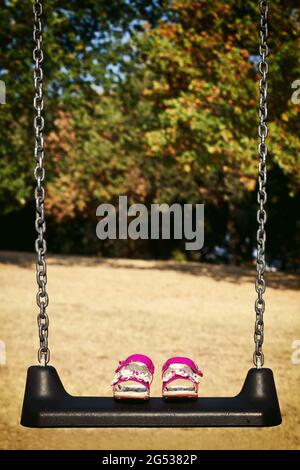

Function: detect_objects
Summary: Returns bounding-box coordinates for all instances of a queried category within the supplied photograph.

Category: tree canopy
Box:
[0,0,299,265]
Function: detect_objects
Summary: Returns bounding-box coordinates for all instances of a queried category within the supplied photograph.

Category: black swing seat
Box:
[21,366,282,427]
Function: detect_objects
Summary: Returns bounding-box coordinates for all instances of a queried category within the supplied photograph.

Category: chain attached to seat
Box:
[253,0,269,368]
[33,0,50,366]
[31,0,269,369]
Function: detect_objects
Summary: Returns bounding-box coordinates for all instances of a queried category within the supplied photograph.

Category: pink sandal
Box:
[162,356,203,399]
[112,354,155,400]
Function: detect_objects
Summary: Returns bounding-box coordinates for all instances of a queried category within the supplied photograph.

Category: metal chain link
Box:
[33,0,50,366]
[30,0,269,368]
[253,0,269,368]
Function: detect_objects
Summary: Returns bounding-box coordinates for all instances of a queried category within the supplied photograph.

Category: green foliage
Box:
[0,0,299,264]
[139,0,300,202]
[0,0,162,213]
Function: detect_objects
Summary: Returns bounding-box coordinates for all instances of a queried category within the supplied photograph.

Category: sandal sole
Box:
[113,392,150,400]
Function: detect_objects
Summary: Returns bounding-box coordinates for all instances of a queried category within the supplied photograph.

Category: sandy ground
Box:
[0,250,299,450]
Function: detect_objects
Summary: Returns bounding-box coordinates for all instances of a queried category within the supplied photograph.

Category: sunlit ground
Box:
[0,251,299,449]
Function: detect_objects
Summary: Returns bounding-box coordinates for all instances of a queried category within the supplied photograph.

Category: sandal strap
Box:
[162,368,202,388]
[162,356,203,377]
[113,376,151,391]
[112,354,154,388]
[115,354,155,375]
[112,368,152,386]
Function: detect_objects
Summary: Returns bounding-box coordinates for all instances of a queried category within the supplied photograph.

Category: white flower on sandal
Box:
[112,368,152,385]
[162,365,201,384]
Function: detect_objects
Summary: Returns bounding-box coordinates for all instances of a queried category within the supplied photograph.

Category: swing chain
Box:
[253,0,268,369]
[30,0,269,369]
[33,0,50,366]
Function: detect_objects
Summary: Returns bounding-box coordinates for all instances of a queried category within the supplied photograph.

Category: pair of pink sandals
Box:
[112,354,203,400]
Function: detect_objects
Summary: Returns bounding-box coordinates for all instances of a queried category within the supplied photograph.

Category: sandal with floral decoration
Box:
[162,356,203,399]
[112,354,155,400]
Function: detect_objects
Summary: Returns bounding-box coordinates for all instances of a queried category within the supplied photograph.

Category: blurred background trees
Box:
[0,0,299,267]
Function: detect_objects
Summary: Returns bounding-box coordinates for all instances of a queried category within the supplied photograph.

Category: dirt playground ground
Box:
[0,251,299,449]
